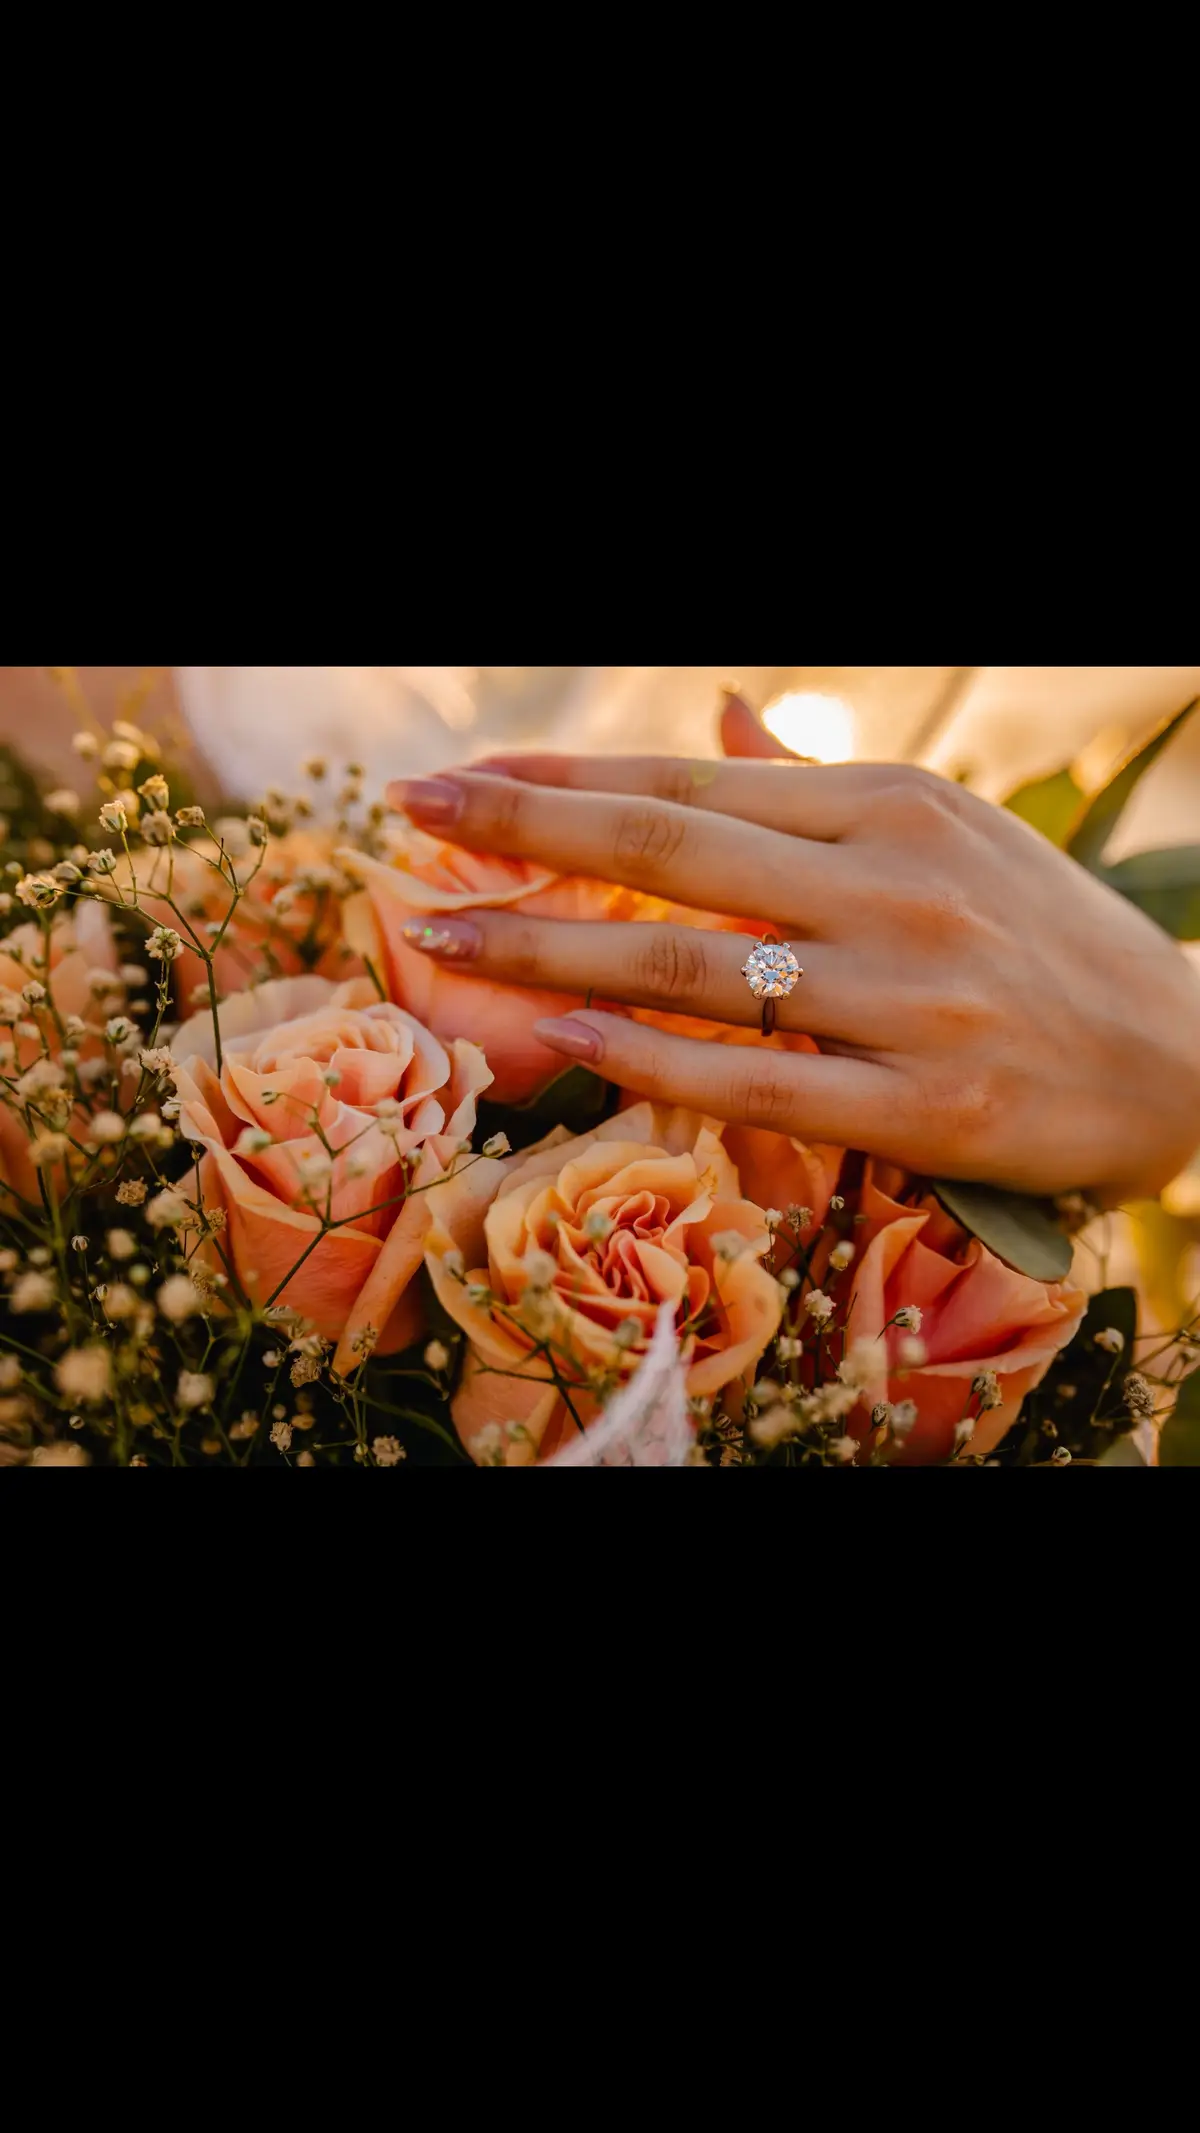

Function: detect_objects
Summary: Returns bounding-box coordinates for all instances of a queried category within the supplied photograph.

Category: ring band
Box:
[741,934,804,1037]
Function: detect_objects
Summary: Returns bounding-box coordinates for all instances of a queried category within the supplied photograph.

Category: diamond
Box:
[741,940,803,1000]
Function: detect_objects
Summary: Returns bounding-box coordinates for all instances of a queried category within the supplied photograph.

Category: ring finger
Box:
[400,910,895,1048]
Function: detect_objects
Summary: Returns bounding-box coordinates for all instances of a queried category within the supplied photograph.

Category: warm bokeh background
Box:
[4,668,1200,850]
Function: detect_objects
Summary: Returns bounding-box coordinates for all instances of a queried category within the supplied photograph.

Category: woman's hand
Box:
[386,755,1200,1202]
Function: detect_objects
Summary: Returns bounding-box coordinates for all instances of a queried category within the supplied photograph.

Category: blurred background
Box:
[3,666,1199,860]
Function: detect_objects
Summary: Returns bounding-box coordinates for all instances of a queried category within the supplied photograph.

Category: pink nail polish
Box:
[401,917,482,961]
[534,1017,604,1063]
[387,778,464,828]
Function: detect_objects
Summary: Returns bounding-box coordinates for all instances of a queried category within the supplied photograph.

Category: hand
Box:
[386,755,1200,1202]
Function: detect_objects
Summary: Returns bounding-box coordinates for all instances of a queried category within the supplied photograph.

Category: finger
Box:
[455,751,863,841]
[529,1010,896,1148]
[719,688,807,762]
[385,770,851,930]
[400,910,894,1047]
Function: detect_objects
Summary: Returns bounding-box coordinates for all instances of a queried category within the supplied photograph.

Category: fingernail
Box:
[386,778,464,828]
[401,917,482,961]
[534,1017,604,1064]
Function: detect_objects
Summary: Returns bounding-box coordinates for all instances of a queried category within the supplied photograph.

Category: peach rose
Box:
[0,901,122,1204]
[425,1103,784,1465]
[839,1162,1086,1464]
[173,975,492,1371]
[340,828,656,1103]
[116,827,363,1012]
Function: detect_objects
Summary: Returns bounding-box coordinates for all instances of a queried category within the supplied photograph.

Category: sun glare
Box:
[762,691,857,763]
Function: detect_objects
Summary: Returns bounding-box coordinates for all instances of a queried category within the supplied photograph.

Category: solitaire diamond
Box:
[742,940,803,1000]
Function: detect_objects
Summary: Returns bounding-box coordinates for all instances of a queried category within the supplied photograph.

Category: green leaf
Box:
[1160,1365,1200,1470]
[1004,767,1087,847]
[1066,697,1200,873]
[475,1064,617,1156]
[1098,844,1200,941]
[1099,1434,1149,1467]
[932,1181,1073,1281]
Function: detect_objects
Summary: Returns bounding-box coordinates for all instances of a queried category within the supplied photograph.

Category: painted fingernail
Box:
[401,917,482,961]
[386,778,465,828]
[534,1017,604,1064]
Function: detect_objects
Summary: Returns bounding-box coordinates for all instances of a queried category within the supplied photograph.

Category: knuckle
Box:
[613,804,688,876]
[656,760,705,809]
[738,1064,797,1131]
[500,921,544,985]
[484,778,527,847]
[874,769,966,837]
[634,927,708,1003]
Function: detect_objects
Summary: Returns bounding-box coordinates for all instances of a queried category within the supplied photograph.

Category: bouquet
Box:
[2,684,1197,1470]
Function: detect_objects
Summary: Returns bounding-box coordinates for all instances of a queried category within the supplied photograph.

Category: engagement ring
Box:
[742,935,804,1037]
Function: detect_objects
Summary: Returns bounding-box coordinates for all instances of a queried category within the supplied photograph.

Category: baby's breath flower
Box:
[829,1436,860,1465]
[290,1355,322,1389]
[106,1229,137,1260]
[86,848,118,875]
[99,801,129,834]
[712,1230,751,1262]
[829,1195,846,1212]
[972,1370,1002,1412]
[11,1271,55,1313]
[612,1319,641,1351]
[116,1180,147,1208]
[16,873,63,911]
[583,1206,616,1244]
[137,774,170,811]
[178,1371,215,1412]
[481,1131,512,1159]
[247,816,269,847]
[234,1127,273,1157]
[0,1356,20,1391]
[138,1047,174,1077]
[954,1416,977,1452]
[829,1240,856,1272]
[839,1339,879,1392]
[45,788,81,817]
[373,1436,406,1467]
[787,1205,814,1229]
[1052,1447,1073,1466]
[146,1188,189,1231]
[128,1113,163,1142]
[1124,1373,1157,1420]
[804,1290,835,1325]
[175,805,206,829]
[1095,1327,1126,1356]
[0,1248,20,1275]
[524,1248,558,1291]
[270,1419,294,1454]
[764,1208,785,1228]
[28,1248,53,1267]
[102,741,141,776]
[424,1340,451,1373]
[472,1424,505,1464]
[890,1400,919,1442]
[147,927,183,964]
[55,1346,111,1404]
[899,1335,928,1368]
[87,1111,125,1145]
[102,1285,139,1322]
[777,1336,801,1364]
[350,1326,378,1361]
[105,1016,135,1046]
[779,1267,801,1292]
[895,1306,923,1334]
[750,1402,796,1451]
[519,1289,557,1339]
[158,1275,203,1323]
[30,1132,70,1167]
[140,810,174,847]
[72,731,100,760]
[230,1414,259,1443]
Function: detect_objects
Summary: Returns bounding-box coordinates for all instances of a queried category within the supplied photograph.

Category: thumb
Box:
[718,687,807,762]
